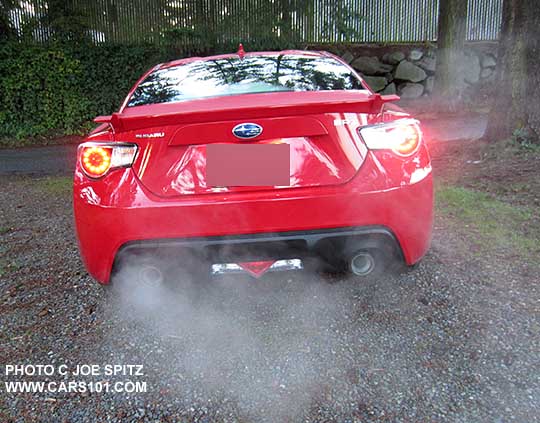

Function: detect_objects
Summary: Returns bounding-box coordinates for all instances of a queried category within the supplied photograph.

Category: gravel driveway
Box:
[1,143,539,422]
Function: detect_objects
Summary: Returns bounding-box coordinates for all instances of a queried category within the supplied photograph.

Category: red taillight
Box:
[78,142,138,178]
[81,146,112,177]
[359,119,422,156]
[393,124,420,155]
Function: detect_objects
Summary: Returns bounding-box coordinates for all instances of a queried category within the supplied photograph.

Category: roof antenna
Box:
[237,43,245,60]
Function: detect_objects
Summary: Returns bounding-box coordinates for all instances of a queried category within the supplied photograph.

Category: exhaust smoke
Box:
[103,251,368,421]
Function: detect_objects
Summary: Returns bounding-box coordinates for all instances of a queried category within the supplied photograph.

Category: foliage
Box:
[69,42,173,118]
[0,0,17,41]
[161,0,314,52]
[45,0,91,42]
[321,0,365,42]
[35,176,73,195]
[0,41,174,140]
[0,37,319,141]
[162,27,216,53]
[0,0,367,143]
[0,42,90,139]
[511,128,540,151]
[436,185,539,256]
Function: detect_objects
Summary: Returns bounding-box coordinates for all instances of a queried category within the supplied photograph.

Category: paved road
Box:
[0,144,78,176]
[0,115,488,176]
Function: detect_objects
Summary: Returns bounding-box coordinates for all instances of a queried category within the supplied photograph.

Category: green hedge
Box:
[0,42,177,140]
[0,39,299,143]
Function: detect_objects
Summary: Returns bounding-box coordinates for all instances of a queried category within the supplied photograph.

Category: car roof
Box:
[157,49,336,70]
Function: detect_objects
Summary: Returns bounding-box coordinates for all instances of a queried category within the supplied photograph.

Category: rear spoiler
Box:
[94,93,400,132]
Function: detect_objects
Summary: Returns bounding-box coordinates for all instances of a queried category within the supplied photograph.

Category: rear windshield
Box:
[127,54,364,107]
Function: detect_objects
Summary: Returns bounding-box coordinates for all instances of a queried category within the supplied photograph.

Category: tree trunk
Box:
[0,0,17,40]
[433,0,468,109]
[485,0,540,143]
[279,0,292,42]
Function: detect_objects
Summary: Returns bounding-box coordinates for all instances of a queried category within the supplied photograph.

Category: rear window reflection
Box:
[127,54,364,107]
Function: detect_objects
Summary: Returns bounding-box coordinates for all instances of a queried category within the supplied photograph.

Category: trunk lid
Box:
[108,91,394,197]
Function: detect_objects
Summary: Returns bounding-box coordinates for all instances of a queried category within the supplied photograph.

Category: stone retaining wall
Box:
[313,43,498,100]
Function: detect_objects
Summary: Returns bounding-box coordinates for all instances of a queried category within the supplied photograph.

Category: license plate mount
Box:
[206,143,290,187]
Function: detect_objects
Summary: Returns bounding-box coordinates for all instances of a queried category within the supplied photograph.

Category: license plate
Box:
[206,143,290,187]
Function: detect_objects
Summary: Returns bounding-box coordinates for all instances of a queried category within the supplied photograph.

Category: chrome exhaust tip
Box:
[139,265,164,286]
[350,252,376,276]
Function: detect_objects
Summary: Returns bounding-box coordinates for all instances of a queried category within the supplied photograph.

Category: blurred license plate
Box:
[206,143,290,187]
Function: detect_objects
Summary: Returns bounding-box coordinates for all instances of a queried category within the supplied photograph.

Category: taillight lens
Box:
[359,119,422,156]
[79,143,137,178]
[81,146,112,177]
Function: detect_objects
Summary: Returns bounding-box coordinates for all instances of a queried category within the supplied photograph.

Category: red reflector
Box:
[238,261,276,278]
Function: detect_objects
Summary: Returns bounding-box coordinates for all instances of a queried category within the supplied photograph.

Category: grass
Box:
[486,138,540,161]
[0,138,35,149]
[435,185,539,257]
[35,176,73,195]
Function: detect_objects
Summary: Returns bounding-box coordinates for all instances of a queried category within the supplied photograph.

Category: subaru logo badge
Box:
[232,123,263,139]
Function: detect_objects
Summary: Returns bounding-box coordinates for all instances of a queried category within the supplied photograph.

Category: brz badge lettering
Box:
[333,119,352,126]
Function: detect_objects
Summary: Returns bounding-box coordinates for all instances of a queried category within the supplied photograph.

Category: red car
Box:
[73,48,433,284]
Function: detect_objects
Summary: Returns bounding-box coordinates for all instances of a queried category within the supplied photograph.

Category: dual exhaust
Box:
[136,251,377,285]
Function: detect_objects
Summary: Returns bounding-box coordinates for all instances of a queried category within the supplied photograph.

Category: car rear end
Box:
[73,51,433,284]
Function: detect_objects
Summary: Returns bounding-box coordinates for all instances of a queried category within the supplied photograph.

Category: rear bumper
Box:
[74,160,433,283]
[115,225,404,279]
[117,225,402,262]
